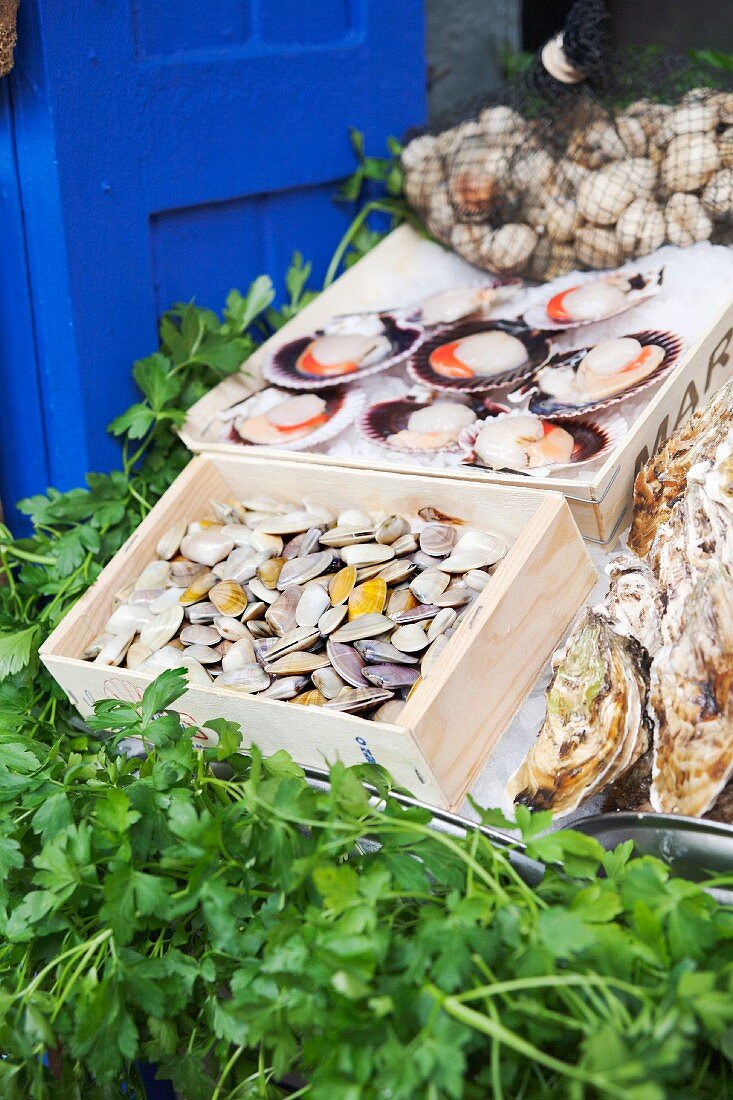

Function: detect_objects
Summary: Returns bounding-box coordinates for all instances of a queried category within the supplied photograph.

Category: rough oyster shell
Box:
[507,609,652,816]
[651,566,733,816]
[628,377,733,558]
[600,555,663,657]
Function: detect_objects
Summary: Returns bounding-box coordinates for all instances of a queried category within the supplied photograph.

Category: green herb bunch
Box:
[1,670,733,1099]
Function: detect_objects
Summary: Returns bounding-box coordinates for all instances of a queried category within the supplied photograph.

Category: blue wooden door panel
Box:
[2,0,426,528]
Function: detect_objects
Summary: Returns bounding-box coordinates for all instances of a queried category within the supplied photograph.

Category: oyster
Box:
[651,566,733,816]
[628,376,733,557]
[507,609,652,816]
[600,556,663,657]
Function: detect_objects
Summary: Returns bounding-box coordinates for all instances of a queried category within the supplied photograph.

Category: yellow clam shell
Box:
[329,565,357,606]
[209,580,248,617]
[179,571,217,605]
[257,556,286,590]
[291,689,327,707]
[348,578,387,620]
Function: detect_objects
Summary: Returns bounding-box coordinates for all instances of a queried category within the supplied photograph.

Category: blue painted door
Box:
[0,1,426,528]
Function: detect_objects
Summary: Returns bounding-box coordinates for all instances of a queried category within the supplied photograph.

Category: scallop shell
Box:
[523,269,663,332]
[223,385,366,450]
[459,413,623,476]
[263,314,423,391]
[358,394,509,455]
[520,330,683,419]
[408,320,551,394]
[348,578,387,620]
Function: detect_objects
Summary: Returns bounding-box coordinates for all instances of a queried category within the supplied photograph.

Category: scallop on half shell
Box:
[262,313,423,390]
[459,411,623,476]
[219,386,365,451]
[515,330,683,419]
[413,279,523,327]
[407,319,551,394]
[523,268,664,332]
[358,394,509,455]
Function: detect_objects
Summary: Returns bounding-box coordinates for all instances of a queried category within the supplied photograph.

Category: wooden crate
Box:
[181,225,733,545]
[40,453,595,811]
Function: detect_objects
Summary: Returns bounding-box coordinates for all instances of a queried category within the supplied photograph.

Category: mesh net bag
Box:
[402,0,733,281]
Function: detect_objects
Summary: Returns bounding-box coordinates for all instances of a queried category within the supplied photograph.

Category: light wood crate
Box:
[181,225,733,545]
[40,453,595,810]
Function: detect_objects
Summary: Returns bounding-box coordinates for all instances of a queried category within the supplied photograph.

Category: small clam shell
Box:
[412,551,437,571]
[326,639,368,687]
[355,563,390,583]
[129,587,164,608]
[278,550,334,590]
[261,626,321,661]
[265,588,301,636]
[410,569,450,605]
[125,641,153,671]
[179,571,217,606]
[180,658,212,686]
[391,624,429,653]
[341,543,394,567]
[94,629,135,666]
[180,624,221,646]
[83,632,113,659]
[241,496,291,515]
[374,699,406,724]
[291,690,327,707]
[221,636,257,671]
[393,603,440,624]
[433,585,472,609]
[183,644,221,665]
[465,569,491,592]
[265,652,331,676]
[338,509,374,527]
[299,527,324,556]
[421,634,449,675]
[250,530,284,556]
[180,529,235,567]
[419,523,457,557]
[170,559,207,585]
[241,600,267,623]
[254,511,322,535]
[217,664,271,693]
[363,663,420,690]
[331,613,394,643]
[248,578,280,604]
[139,605,184,652]
[329,565,357,605]
[324,687,393,714]
[348,578,387,620]
[391,533,419,556]
[375,515,410,545]
[139,644,188,675]
[214,547,258,584]
[185,600,218,623]
[387,587,418,620]
[105,603,154,634]
[248,620,275,640]
[378,559,417,585]
[296,583,331,628]
[149,587,187,614]
[214,615,250,641]
[318,605,348,635]
[354,639,419,665]
[312,666,348,699]
[427,607,457,641]
[209,580,248,616]
[261,675,309,700]
[136,560,171,590]
[301,498,337,525]
[442,531,506,572]
[320,525,376,548]
[156,520,187,561]
[282,532,307,559]
[257,556,285,589]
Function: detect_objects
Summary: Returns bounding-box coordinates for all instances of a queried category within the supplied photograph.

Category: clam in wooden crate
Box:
[180,225,733,545]
[40,453,595,810]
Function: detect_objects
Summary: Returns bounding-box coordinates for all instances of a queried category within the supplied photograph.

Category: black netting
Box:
[402,0,733,280]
